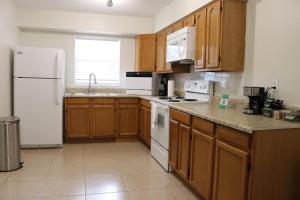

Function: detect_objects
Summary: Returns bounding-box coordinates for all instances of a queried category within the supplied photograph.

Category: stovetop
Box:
[157,96,200,103]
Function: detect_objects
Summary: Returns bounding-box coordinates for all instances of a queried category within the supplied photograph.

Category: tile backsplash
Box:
[169,66,248,99]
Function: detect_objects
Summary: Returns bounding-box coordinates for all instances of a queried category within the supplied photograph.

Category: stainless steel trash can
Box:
[0,117,22,172]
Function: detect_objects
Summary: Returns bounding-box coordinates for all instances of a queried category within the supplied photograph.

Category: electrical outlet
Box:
[272,79,279,90]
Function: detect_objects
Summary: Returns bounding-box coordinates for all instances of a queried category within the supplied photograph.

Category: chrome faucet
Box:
[88,73,97,93]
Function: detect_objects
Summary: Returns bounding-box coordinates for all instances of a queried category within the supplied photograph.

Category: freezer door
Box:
[14,46,65,79]
[14,78,64,147]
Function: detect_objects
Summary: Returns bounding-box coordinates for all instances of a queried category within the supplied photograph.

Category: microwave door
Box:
[167,37,180,63]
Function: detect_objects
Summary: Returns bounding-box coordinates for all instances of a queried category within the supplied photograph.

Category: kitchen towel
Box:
[151,102,158,128]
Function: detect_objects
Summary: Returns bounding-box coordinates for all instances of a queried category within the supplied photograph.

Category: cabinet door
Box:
[183,14,195,27]
[164,26,174,72]
[206,0,221,69]
[195,9,207,69]
[177,124,191,180]
[139,107,145,141]
[169,119,179,169]
[190,129,214,199]
[66,105,90,138]
[92,105,115,138]
[117,104,139,136]
[135,34,156,72]
[156,31,166,72]
[173,21,184,32]
[212,140,249,200]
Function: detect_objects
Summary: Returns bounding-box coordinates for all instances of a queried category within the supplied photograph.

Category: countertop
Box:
[65,93,300,134]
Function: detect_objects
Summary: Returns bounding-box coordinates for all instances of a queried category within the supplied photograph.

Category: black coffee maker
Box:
[243,87,265,115]
[159,74,168,96]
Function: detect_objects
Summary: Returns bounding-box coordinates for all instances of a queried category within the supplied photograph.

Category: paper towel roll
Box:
[168,80,175,97]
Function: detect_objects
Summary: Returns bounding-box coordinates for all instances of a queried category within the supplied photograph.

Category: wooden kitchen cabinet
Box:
[156,31,166,72]
[189,117,215,199]
[195,0,246,71]
[139,100,151,146]
[91,98,115,138]
[212,140,249,200]
[169,119,179,169]
[117,99,139,137]
[65,98,90,138]
[177,123,191,180]
[183,14,195,27]
[195,9,207,69]
[173,21,184,32]
[170,109,192,180]
[135,34,156,72]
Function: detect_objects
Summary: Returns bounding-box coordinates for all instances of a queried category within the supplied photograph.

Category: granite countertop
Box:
[65,93,300,134]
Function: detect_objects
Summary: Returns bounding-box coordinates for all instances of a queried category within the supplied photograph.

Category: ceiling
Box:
[14,0,174,17]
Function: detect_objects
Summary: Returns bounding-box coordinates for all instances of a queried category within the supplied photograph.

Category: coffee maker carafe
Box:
[159,74,168,96]
[243,87,265,115]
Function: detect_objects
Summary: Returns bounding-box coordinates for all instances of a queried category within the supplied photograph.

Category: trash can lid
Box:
[0,117,20,124]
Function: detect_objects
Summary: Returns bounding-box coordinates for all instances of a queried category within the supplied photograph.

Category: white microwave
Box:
[166,26,196,64]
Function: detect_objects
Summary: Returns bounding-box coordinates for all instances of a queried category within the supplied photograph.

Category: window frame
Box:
[73,35,121,88]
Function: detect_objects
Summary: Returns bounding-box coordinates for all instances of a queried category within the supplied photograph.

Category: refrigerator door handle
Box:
[55,53,60,105]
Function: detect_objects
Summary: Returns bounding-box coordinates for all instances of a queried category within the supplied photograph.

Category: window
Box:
[75,37,120,86]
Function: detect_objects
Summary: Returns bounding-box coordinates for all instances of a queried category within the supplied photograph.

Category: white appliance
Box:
[166,26,196,64]
[126,72,158,95]
[151,80,214,171]
[14,46,65,148]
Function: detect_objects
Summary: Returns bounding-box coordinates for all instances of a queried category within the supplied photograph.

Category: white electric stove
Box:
[150,80,214,171]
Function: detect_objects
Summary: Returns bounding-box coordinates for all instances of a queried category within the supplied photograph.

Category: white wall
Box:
[0,0,18,116]
[155,0,300,107]
[154,0,211,32]
[17,7,154,35]
[19,31,136,89]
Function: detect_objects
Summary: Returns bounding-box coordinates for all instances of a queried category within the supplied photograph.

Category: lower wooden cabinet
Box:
[169,119,180,169]
[190,129,214,200]
[92,104,115,138]
[65,97,139,140]
[117,100,139,137]
[170,110,192,181]
[212,140,249,200]
[177,124,191,180]
[140,105,151,146]
[65,104,90,138]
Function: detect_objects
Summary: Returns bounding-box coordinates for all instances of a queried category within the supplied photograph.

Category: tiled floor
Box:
[0,142,200,200]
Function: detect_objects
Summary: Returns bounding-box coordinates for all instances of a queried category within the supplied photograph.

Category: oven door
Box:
[151,102,170,150]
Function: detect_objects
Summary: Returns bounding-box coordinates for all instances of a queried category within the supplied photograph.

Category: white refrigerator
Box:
[14,46,66,148]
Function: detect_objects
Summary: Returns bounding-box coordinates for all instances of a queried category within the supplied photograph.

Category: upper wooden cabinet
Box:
[135,34,156,72]
[156,31,166,72]
[195,9,207,69]
[183,14,196,27]
[195,0,246,71]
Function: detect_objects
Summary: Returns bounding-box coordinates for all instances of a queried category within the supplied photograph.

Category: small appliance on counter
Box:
[125,72,158,95]
[262,87,284,118]
[159,74,168,96]
[283,111,300,122]
[243,87,265,115]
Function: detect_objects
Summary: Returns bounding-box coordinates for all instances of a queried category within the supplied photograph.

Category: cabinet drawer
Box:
[92,98,115,104]
[170,109,191,126]
[192,117,214,136]
[216,125,251,149]
[140,99,151,108]
[118,98,140,104]
[65,98,89,104]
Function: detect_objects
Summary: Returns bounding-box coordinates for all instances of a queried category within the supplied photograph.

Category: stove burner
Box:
[175,96,184,99]
[183,99,198,102]
[168,99,180,102]
[158,97,171,100]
